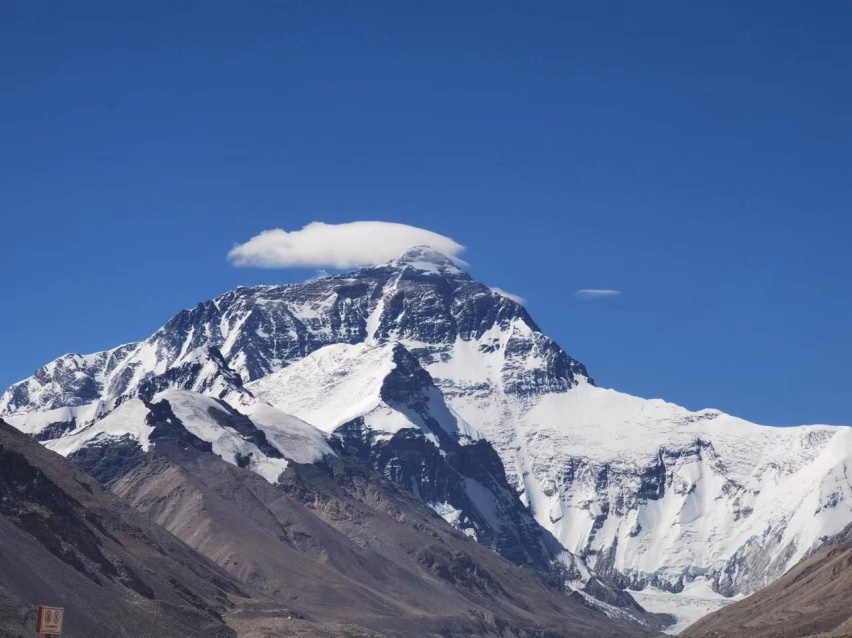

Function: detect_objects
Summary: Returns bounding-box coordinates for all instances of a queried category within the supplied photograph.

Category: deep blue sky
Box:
[2,1,850,425]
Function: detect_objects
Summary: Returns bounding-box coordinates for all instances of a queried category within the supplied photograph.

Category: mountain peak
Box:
[389,245,465,274]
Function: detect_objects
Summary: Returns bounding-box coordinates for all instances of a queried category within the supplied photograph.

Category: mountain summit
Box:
[390,245,466,272]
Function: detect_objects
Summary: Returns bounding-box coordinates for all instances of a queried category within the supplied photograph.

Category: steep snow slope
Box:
[40,391,331,486]
[249,342,479,444]
[3,247,850,609]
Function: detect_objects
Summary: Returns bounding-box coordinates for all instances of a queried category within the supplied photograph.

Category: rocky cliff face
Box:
[3,247,851,608]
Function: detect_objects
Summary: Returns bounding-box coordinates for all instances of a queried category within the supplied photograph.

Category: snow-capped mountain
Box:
[0,247,588,416]
[3,247,850,620]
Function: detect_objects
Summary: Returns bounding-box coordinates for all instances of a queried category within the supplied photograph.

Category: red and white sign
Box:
[36,605,64,635]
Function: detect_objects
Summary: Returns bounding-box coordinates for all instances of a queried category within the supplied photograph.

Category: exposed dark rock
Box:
[68,433,147,486]
[33,417,77,441]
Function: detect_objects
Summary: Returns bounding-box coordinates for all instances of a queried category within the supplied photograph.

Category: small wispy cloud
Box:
[304,269,330,282]
[490,287,526,305]
[229,221,465,269]
[575,289,621,299]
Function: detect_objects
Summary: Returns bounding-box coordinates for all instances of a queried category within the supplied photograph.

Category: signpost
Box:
[35,605,63,637]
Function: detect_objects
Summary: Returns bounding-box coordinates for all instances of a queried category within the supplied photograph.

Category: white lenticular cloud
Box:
[576,289,621,299]
[228,221,465,269]
[490,287,526,305]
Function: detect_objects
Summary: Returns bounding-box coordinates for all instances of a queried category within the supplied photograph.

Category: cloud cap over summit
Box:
[229,221,465,269]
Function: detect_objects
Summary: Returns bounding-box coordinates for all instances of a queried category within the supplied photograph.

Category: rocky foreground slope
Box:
[0,419,244,638]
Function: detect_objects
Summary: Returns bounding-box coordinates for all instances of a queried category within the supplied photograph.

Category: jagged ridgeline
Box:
[3,247,851,630]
